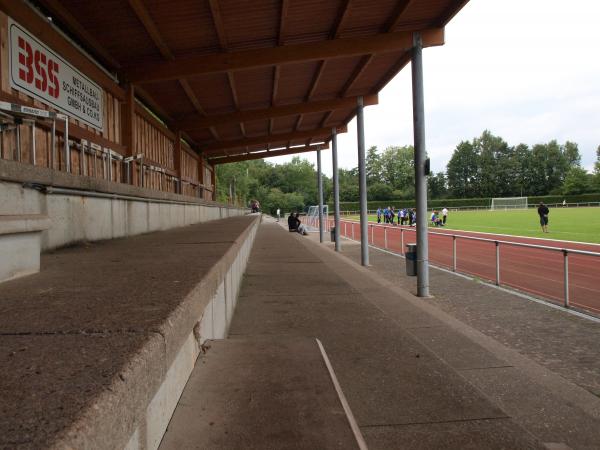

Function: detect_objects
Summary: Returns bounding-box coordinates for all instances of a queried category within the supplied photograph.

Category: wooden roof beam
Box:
[179,94,377,130]
[36,0,121,70]
[208,0,245,137]
[338,0,415,98]
[128,0,173,59]
[270,0,288,134]
[203,126,346,154]
[125,28,445,83]
[127,0,208,145]
[210,144,329,165]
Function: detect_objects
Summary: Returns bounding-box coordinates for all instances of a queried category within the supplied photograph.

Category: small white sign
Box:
[8,18,104,131]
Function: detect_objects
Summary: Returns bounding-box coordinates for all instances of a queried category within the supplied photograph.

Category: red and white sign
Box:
[9,18,104,130]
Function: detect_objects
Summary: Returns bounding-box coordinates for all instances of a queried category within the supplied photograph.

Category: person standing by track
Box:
[537,202,550,233]
[442,207,448,225]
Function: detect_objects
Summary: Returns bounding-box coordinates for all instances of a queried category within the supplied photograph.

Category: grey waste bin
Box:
[405,243,417,276]
[330,227,336,242]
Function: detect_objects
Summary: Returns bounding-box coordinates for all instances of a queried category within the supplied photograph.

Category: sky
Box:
[268,0,600,177]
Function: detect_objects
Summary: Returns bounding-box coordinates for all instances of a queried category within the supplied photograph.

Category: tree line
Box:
[216,130,600,214]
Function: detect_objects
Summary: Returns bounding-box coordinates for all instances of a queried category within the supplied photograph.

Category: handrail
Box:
[327,216,600,314]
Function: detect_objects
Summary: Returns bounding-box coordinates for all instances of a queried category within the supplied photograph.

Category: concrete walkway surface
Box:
[163,220,550,449]
[304,227,600,450]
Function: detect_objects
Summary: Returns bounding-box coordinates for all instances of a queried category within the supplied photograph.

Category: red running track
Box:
[318,218,600,317]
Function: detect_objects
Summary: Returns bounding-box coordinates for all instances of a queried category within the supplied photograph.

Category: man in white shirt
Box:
[442,207,448,225]
[276,208,281,222]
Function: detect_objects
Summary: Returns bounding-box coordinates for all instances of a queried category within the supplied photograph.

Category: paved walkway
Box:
[163,220,549,449]
[307,228,600,449]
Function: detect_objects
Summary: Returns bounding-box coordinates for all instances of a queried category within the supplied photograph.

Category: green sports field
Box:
[351,207,600,244]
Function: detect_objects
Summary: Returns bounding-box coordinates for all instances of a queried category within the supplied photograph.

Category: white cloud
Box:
[269,0,600,177]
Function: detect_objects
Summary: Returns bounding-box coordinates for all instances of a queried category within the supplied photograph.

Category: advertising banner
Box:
[8,18,104,131]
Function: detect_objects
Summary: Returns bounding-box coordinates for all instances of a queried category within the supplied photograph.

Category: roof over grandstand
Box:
[24,0,469,163]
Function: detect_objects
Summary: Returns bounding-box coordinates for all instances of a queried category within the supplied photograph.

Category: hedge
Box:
[328,193,600,211]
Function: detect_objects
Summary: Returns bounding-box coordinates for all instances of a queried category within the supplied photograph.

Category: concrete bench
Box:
[0,215,259,449]
[0,214,51,283]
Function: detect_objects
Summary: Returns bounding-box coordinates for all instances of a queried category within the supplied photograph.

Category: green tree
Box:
[379,145,414,192]
[447,140,479,198]
[367,182,394,201]
[366,146,382,185]
[428,172,447,199]
[562,167,592,195]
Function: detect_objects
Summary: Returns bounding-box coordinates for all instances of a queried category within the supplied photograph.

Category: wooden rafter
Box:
[124,28,445,83]
[36,0,121,70]
[127,0,173,59]
[208,0,245,137]
[296,0,353,131]
[338,0,415,98]
[179,95,377,131]
[126,0,207,145]
[270,0,289,136]
[435,0,470,27]
[203,126,346,154]
[210,144,328,165]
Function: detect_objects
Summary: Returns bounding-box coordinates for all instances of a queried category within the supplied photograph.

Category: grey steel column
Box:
[332,127,341,251]
[411,32,429,297]
[357,96,369,266]
[317,148,324,243]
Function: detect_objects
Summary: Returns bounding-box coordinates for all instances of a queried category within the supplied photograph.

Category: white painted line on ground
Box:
[340,235,600,324]
[315,338,369,450]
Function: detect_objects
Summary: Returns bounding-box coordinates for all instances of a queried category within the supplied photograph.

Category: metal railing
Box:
[324,217,600,316]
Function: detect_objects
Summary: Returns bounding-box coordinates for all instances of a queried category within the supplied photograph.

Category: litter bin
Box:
[330,227,336,242]
[405,243,417,276]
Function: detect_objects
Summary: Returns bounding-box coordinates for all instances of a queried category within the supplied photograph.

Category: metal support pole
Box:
[64,117,70,172]
[411,32,429,296]
[352,223,355,240]
[79,143,85,175]
[357,96,369,265]
[371,224,374,244]
[332,127,341,251]
[140,156,144,187]
[495,241,500,286]
[50,119,56,169]
[107,149,112,181]
[344,222,347,238]
[401,229,404,255]
[563,250,569,307]
[452,236,457,272]
[31,122,36,165]
[384,227,387,249]
[92,144,97,178]
[317,148,324,243]
[15,122,21,162]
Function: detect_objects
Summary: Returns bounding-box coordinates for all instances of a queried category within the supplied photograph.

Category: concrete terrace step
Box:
[164,221,543,450]
[0,215,259,449]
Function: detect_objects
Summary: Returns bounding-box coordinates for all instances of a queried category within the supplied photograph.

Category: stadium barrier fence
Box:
[304,215,600,318]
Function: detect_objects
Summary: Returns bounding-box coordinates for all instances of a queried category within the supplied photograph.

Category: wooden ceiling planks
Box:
[30,0,468,160]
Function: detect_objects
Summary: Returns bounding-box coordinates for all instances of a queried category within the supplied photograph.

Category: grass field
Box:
[349,207,600,244]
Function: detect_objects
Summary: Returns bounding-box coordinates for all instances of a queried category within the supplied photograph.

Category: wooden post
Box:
[121,84,137,185]
[173,130,182,194]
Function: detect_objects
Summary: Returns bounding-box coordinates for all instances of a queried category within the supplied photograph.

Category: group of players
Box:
[376,207,449,227]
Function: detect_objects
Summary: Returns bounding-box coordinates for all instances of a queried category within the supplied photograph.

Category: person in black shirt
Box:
[537,202,549,233]
[288,212,297,232]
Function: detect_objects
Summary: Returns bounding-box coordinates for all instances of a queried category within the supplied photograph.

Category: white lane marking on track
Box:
[315,338,369,450]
